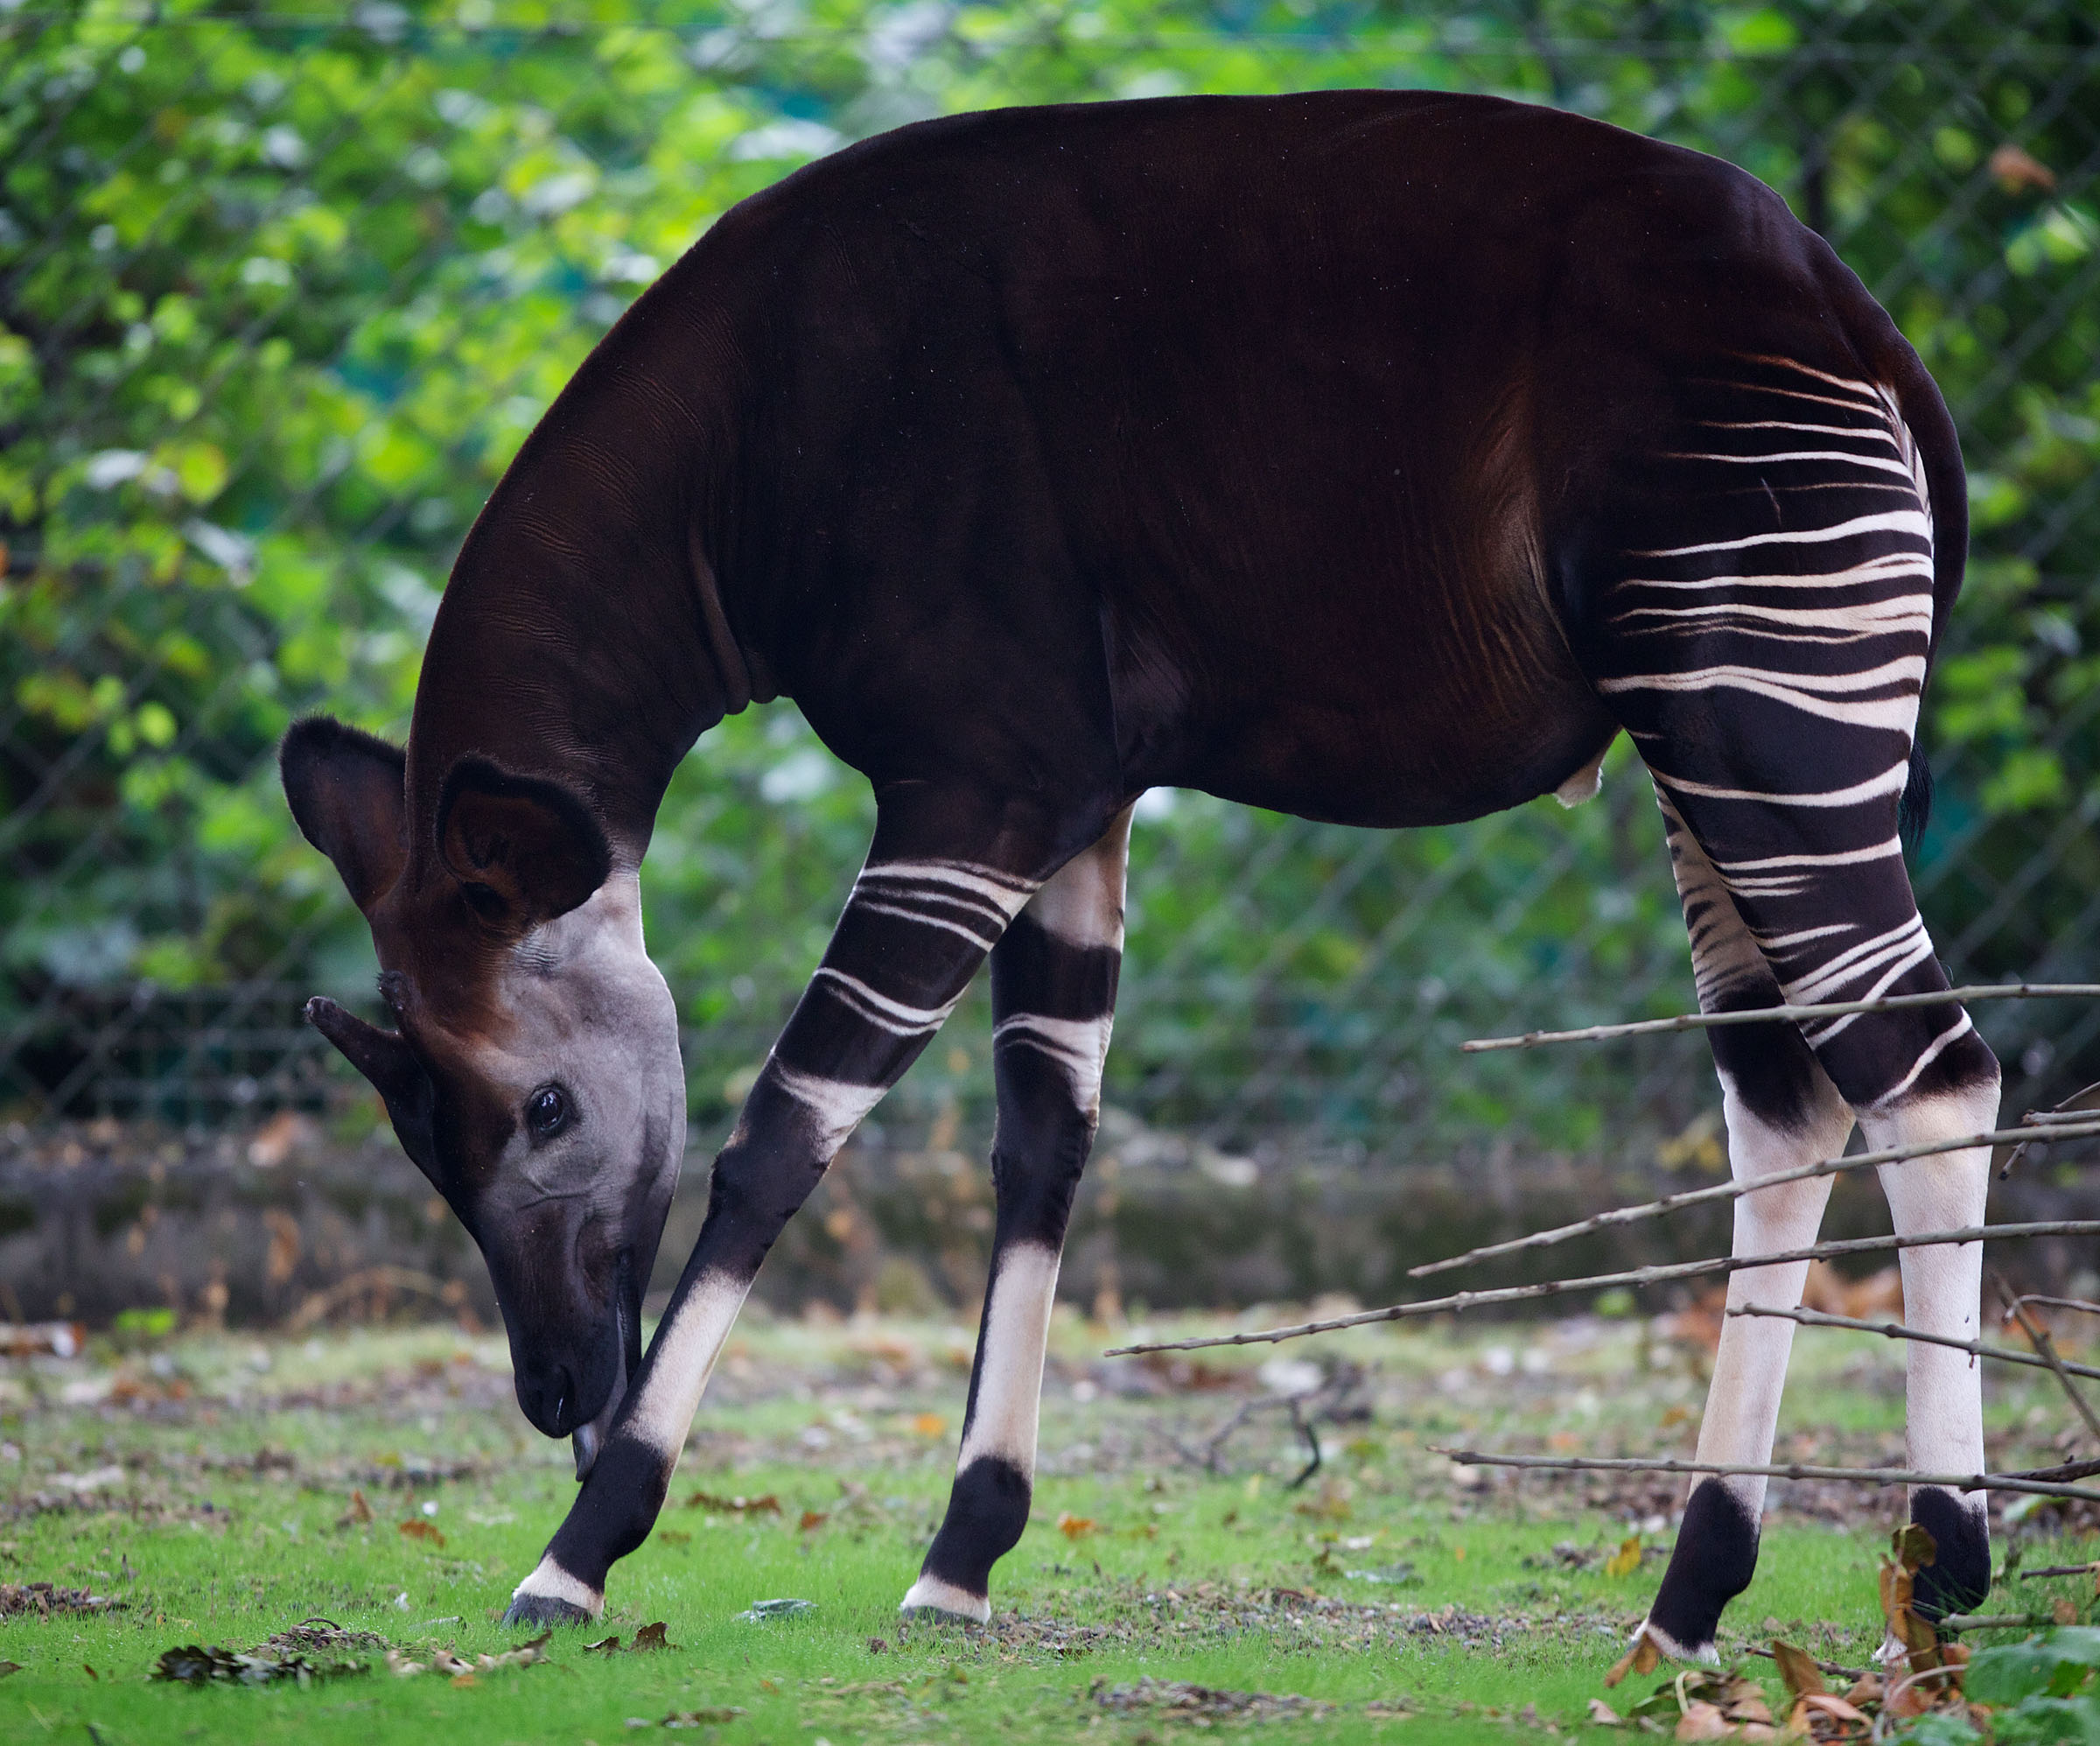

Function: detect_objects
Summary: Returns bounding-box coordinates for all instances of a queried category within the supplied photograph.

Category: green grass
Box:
[4,1307,2096,1743]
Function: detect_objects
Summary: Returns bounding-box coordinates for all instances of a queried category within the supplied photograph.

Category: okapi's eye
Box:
[526,1084,571,1140]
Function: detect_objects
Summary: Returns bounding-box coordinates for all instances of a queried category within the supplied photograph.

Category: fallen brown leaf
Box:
[1676,1698,1732,1740]
[1770,1640,1826,1700]
[683,1490,780,1515]
[397,1518,445,1548]
[1604,1631,1662,1687]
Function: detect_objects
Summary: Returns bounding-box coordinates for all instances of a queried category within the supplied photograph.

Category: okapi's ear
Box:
[279,716,409,913]
[304,996,438,1178]
[435,756,612,936]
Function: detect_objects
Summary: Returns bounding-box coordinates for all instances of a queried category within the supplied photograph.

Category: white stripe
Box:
[994,1012,1114,1114]
[855,870,1018,930]
[621,1271,750,1459]
[767,1062,886,1155]
[1663,447,1916,479]
[1755,922,1855,950]
[1782,915,1928,998]
[1732,354,1886,399]
[1634,509,1930,560]
[956,1241,1062,1474]
[1649,761,1910,808]
[860,859,1037,917]
[1614,553,1935,594]
[1712,839,1904,875]
[1600,663,1923,729]
[1867,1013,1978,1111]
[1612,599,1930,632]
[812,967,961,1035]
[1700,417,1900,446]
[852,898,1002,951]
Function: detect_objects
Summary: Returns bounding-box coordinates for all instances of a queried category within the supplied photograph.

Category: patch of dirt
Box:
[0,1580,124,1616]
[1090,1673,1334,1721]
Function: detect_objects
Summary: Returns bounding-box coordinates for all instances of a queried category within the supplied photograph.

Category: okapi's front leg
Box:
[502,801,1058,1625]
[903,807,1131,1621]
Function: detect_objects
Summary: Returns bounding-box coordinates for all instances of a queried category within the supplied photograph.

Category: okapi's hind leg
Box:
[904,807,1132,1622]
[501,792,1095,1626]
[1640,798,1856,1661]
[1640,791,1999,1660]
[1589,354,2002,1658]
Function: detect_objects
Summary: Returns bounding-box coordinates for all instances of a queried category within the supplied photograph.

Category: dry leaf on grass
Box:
[1605,1630,1662,1687]
[1057,1511,1098,1539]
[1605,1536,1643,1579]
[1770,1640,1827,1700]
[683,1490,780,1515]
[337,1489,374,1528]
[397,1518,444,1548]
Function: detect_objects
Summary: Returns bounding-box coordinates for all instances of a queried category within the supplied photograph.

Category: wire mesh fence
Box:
[2,2,2096,1169]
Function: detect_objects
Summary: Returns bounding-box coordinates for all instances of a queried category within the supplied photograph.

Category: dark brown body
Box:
[416,89,1945,860]
[288,88,1991,1644]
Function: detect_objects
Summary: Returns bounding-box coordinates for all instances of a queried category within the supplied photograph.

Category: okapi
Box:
[279,89,1998,1658]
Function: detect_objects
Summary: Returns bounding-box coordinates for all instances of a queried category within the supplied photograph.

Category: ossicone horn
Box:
[304,995,439,1176]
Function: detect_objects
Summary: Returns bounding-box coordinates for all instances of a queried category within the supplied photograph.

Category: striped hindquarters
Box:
[1591,354,1969,1101]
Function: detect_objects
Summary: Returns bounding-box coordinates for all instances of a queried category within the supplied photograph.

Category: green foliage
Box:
[2,2,2096,1152]
[1948,1629,2100,1746]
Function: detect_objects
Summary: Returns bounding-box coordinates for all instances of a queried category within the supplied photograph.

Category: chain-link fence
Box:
[3,2,2096,1173]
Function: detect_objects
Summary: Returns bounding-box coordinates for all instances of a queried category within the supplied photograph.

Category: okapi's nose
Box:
[515,1363,579,1438]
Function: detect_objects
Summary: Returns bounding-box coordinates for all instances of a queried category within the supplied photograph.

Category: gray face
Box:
[437,876,686,1460]
[279,719,687,1472]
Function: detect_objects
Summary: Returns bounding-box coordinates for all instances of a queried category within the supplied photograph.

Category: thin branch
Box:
[1993,1270,2100,1449]
[1460,983,2100,1054]
[1428,1449,2100,1505]
[2000,1083,2100,1176]
[2015,1295,2100,1318]
[1728,1304,2100,1384]
[1940,1614,2056,1633]
[1410,1120,2100,1280]
[2014,1563,2100,1581]
[1104,1222,2100,1357]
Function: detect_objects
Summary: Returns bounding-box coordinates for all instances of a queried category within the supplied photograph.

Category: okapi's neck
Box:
[404,297,755,875]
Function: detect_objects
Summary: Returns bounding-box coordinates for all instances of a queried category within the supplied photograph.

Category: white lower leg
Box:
[1644,1071,1849,1658]
[1864,1078,1999,1622]
[902,1241,1062,1621]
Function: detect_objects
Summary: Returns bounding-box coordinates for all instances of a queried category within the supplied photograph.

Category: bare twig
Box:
[1727,1304,2100,1385]
[1409,1120,2100,1280]
[1104,1221,2100,1357]
[1461,983,2100,1054]
[2014,1562,2100,1581]
[1939,1614,2055,1632]
[1428,1449,2100,1505]
[2000,1083,2100,1176]
[2014,1295,2100,1318]
[1992,1269,2100,1449]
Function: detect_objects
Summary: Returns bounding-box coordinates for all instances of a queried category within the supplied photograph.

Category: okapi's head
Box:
[278,716,684,1473]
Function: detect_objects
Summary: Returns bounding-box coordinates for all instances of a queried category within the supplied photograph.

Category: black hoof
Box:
[501,1592,595,1628]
